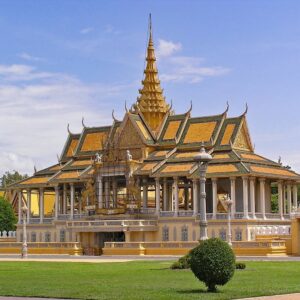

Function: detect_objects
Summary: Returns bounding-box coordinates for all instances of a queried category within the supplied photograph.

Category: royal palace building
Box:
[7,18,300,256]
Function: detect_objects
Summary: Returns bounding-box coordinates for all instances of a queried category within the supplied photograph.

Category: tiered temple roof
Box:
[12,17,300,189]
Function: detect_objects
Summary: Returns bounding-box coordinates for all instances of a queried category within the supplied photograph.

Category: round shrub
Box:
[170,252,192,269]
[235,262,246,270]
[190,238,236,292]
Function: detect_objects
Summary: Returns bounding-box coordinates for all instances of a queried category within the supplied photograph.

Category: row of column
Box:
[146,176,298,219]
[143,177,199,216]
[18,183,76,224]
[96,175,118,209]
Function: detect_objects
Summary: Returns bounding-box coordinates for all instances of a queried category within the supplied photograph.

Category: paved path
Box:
[240,293,300,299]
[1,254,300,262]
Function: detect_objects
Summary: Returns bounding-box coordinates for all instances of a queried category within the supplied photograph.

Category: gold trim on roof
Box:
[57,171,80,179]
[241,153,265,161]
[20,177,50,185]
[71,160,92,167]
[183,122,216,144]
[213,153,230,159]
[221,124,235,145]
[66,139,79,157]
[153,150,168,157]
[161,163,194,173]
[163,120,181,140]
[175,152,198,158]
[81,132,107,152]
[135,120,151,140]
[141,163,157,171]
[250,166,296,177]
[207,164,238,173]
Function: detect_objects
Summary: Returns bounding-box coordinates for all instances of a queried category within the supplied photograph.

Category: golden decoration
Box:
[183,122,216,144]
[207,164,238,173]
[163,121,181,140]
[81,132,108,152]
[221,124,235,145]
[66,139,79,157]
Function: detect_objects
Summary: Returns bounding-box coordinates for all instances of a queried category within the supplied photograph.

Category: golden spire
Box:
[134,14,170,134]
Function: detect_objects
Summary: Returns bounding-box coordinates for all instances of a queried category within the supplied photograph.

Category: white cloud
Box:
[157,39,182,57]
[104,24,120,35]
[0,64,131,176]
[80,27,94,34]
[18,52,45,62]
[156,39,230,84]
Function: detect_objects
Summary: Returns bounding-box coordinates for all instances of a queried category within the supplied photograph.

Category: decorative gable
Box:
[233,122,252,151]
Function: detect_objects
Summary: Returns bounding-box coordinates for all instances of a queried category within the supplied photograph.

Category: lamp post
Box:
[225,195,233,247]
[194,143,212,241]
[21,204,28,258]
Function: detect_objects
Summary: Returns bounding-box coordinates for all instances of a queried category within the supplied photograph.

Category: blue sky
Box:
[0,0,300,175]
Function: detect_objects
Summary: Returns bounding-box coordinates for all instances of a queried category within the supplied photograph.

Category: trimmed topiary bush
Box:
[170,252,192,269]
[190,238,235,292]
[236,262,246,270]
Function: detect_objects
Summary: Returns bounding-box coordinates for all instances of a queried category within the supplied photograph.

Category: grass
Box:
[0,261,299,299]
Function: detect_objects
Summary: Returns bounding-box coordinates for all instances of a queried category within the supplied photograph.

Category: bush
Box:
[236,262,246,270]
[190,238,236,292]
[170,252,192,269]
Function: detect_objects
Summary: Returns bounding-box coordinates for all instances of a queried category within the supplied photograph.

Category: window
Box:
[60,230,65,242]
[162,226,169,241]
[45,232,51,242]
[235,230,242,241]
[181,226,188,241]
[31,232,37,242]
[219,230,226,241]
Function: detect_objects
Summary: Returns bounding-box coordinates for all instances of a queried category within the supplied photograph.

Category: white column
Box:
[163,178,168,211]
[26,189,31,222]
[18,190,22,224]
[293,184,298,209]
[192,179,198,216]
[142,179,148,209]
[173,177,179,216]
[54,185,59,219]
[212,178,218,219]
[278,181,283,219]
[249,178,256,219]
[230,177,236,218]
[259,178,266,219]
[287,184,292,215]
[283,185,287,215]
[39,188,44,224]
[97,175,103,209]
[242,177,249,219]
[105,180,110,208]
[155,178,160,215]
[63,183,67,214]
[112,178,117,208]
[70,183,74,219]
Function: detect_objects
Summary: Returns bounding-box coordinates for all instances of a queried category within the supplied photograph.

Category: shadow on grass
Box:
[177,289,218,294]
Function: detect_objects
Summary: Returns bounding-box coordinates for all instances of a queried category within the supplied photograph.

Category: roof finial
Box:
[67,123,72,135]
[242,102,248,116]
[125,100,129,113]
[224,101,229,114]
[149,13,152,43]
[82,117,87,129]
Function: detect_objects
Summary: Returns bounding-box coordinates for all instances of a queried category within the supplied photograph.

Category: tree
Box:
[190,238,235,292]
[0,171,28,188]
[0,196,17,231]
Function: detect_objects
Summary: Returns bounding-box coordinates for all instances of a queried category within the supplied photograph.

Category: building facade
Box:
[8,19,300,256]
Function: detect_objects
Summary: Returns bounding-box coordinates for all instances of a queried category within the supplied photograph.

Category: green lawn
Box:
[0,261,299,299]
